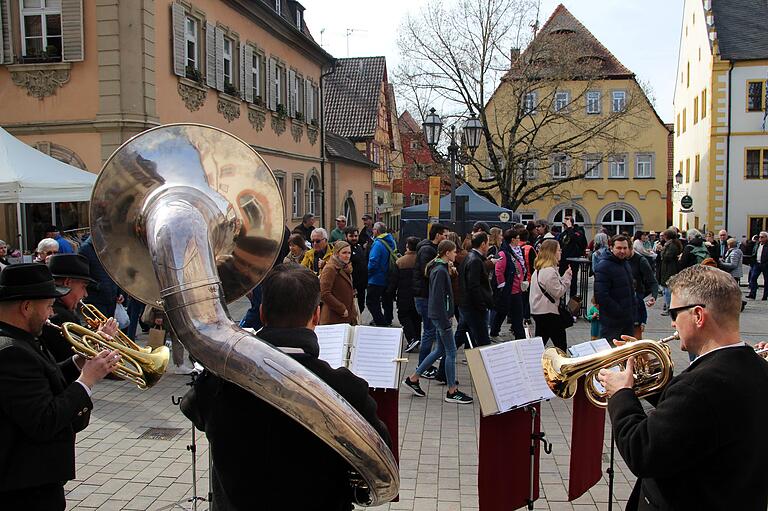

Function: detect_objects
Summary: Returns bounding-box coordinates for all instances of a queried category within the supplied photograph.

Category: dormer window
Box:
[296,9,301,28]
[275,0,281,15]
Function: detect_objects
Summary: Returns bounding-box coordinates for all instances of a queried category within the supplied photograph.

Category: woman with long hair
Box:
[487,227,502,258]
[402,239,473,404]
[529,239,572,351]
[319,241,358,325]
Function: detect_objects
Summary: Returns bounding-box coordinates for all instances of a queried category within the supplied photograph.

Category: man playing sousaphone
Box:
[39,254,119,362]
[598,265,768,510]
[0,264,120,510]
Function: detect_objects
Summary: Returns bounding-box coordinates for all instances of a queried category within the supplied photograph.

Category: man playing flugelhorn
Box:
[598,265,768,510]
[40,254,118,362]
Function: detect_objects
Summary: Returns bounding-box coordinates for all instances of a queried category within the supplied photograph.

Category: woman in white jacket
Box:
[529,239,572,351]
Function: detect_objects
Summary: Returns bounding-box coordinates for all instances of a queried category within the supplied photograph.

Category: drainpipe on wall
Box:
[319,60,339,229]
[724,61,734,231]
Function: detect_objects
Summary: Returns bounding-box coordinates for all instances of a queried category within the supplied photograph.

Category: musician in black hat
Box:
[40,254,119,362]
[0,264,120,510]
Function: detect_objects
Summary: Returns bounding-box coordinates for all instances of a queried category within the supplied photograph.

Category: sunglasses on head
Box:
[668,303,705,321]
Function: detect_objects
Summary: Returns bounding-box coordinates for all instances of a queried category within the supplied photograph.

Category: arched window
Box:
[601,208,635,236]
[307,175,320,216]
[553,207,585,225]
[343,197,356,225]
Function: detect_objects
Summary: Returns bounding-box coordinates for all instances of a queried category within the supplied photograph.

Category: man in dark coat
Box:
[0,264,118,511]
[357,214,375,250]
[598,265,768,511]
[412,224,448,374]
[181,264,391,511]
[78,236,123,318]
[345,226,368,314]
[292,213,315,244]
[388,236,421,352]
[594,234,637,343]
[40,254,119,362]
[557,215,587,298]
[459,232,494,347]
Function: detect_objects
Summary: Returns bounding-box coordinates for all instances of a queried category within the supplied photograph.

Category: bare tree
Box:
[395,0,653,211]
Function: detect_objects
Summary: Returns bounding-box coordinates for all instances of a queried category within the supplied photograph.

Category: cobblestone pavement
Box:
[64,286,767,511]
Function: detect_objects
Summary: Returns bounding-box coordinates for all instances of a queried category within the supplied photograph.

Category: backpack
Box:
[379,237,400,280]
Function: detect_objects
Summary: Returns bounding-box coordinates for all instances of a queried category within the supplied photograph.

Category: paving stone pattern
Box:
[65,287,767,510]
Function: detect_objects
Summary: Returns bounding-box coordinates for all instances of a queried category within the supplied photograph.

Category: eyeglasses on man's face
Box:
[668,303,706,321]
[44,250,58,256]
[312,239,326,244]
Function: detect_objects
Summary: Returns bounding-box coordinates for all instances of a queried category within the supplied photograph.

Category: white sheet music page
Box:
[567,338,615,394]
[314,324,351,369]
[479,342,529,412]
[349,326,402,388]
[519,337,556,402]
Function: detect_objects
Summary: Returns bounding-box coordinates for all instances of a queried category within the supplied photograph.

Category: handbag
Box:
[536,274,574,328]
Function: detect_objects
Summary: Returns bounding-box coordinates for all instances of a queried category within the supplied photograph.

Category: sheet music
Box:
[349,326,402,388]
[314,324,351,369]
[479,337,554,413]
[568,338,616,394]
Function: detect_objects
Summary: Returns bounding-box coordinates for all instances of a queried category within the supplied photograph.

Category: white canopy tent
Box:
[0,127,96,250]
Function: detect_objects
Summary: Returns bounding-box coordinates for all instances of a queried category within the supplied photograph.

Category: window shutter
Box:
[0,0,12,64]
[205,22,216,88]
[239,42,246,99]
[215,27,224,91]
[268,58,277,110]
[61,0,84,62]
[171,2,185,77]
[287,69,295,117]
[304,78,310,119]
[244,45,253,103]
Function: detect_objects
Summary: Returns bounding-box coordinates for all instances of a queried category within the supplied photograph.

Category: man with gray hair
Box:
[747,231,768,300]
[598,266,768,510]
[367,222,397,326]
[301,227,332,275]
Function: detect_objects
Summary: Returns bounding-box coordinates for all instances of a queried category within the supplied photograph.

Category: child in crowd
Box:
[586,296,600,340]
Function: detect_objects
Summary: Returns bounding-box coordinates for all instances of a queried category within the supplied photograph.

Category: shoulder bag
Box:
[536,273,574,328]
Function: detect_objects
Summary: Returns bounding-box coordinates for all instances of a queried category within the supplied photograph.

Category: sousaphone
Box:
[89,124,399,505]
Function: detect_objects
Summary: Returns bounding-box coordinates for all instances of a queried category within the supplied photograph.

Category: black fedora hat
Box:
[0,263,70,302]
[47,254,97,284]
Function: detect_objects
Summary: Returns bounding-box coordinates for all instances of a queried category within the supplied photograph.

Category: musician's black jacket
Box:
[181,326,391,511]
[0,321,92,494]
[608,345,768,511]
[40,299,80,363]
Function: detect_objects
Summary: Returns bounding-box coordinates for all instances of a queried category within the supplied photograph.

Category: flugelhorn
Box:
[542,333,679,408]
[46,320,170,389]
[78,300,152,354]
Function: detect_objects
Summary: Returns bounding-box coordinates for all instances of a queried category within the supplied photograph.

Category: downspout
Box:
[319,60,339,228]
[724,61,734,230]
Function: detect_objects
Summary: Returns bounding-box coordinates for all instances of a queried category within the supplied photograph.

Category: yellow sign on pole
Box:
[427,176,441,237]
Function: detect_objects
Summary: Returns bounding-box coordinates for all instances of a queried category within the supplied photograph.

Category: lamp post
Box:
[422,108,483,222]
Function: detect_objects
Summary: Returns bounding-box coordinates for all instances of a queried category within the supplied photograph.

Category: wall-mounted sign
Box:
[499,212,510,222]
[680,195,693,210]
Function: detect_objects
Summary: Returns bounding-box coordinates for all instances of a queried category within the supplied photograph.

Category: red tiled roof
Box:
[504,4,633,80]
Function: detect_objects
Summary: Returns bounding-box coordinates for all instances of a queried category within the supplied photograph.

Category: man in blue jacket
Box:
[594,234,637,343]
[366,222,397,326]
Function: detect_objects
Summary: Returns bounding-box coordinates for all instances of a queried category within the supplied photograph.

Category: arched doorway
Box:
[342,196,357,226]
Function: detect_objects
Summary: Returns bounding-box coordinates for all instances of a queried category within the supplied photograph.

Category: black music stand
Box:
[525,406,552,510]
[158,372,211,511]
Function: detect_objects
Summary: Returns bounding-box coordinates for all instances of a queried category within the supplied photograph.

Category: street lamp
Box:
[675,170,683,186]
[422,108,483,222]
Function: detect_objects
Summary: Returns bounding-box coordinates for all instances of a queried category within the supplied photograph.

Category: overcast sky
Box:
[302,0,682,122]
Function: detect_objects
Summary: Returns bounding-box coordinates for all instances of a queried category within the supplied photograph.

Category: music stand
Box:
[158,372,210,511]
[525,406,552,510]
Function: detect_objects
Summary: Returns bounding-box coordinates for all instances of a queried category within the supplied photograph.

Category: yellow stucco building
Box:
[469,5,670,238]
[673,0,768,239]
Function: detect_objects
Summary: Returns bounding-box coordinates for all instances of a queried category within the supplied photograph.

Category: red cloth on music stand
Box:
[568,378,606,501]
[370,388,399,502]
[479,404,541,511]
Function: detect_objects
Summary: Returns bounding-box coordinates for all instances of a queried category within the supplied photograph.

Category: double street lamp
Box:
[422,108,484,222]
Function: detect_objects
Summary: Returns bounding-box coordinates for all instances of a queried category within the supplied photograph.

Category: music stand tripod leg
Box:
[607,429,615,511]
[158,372,209,511]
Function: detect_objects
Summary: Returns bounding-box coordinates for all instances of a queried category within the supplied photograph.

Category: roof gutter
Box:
[319,59,339,228]
[724,61,734,231]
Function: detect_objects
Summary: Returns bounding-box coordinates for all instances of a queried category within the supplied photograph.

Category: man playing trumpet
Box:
[598,265,768,510]
[39,254,119,362]
[0,264,120,510]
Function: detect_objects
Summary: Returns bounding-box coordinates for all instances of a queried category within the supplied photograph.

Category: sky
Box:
[301,0,683,122]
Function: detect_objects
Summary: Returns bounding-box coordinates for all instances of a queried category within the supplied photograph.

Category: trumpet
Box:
[78,300,153,354]
[543,333,680,408]
[46,320,169,389]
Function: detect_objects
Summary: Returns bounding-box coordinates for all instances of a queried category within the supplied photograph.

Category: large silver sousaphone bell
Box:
[89,124,399,505]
